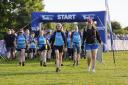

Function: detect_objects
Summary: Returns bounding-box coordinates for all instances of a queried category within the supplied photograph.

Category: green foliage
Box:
[78,22,86,29]
[111,21,122,30]
[0,33,5,40]
[0,0,44,30]
[113,29,128,34]
[124,26,128,30]
[62,23,74,31]
[43,23,75,31]
[113,29,124,34]
[107,21,128,34]
[43,23,56,30]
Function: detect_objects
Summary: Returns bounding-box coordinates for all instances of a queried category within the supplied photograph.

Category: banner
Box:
[31,11,107,51]
[107,39,128,51]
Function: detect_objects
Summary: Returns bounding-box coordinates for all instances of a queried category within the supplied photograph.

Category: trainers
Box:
[92,69,96,73]
[56,68,60,72]
[19,62,21,66]
[61,64,64,66]
[40,61,42,66]
[43,62,47,67]
[88,67,91,72]
[22,62,25,66]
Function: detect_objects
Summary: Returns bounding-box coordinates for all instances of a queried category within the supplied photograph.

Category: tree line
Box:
[0,0,128,34]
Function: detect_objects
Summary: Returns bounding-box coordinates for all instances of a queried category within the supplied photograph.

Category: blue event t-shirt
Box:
[16,35,26,49]
[54,32,64,46]
[72,31,81,44]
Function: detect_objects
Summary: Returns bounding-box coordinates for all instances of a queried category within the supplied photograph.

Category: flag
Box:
[105,0,116,64]
[105,0,113,49]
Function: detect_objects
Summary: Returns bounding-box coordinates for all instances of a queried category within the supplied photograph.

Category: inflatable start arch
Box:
[31,11,107,51]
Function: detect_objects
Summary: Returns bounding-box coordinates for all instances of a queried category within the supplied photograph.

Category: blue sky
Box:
[44,0,128,28]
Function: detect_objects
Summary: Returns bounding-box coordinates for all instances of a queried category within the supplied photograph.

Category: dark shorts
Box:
[6,47,15,52]
[29,48,36,53]
[16,48,25,51]
[54,46,64,53]
[38,46,46,51]
[67,48,73,56]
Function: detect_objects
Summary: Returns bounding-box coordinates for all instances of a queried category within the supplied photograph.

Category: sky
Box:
[44,0,128,28]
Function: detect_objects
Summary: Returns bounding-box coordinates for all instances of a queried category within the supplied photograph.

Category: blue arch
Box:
[31,11,107,50]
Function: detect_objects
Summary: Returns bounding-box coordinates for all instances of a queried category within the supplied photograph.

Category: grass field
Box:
[0,51,128,85]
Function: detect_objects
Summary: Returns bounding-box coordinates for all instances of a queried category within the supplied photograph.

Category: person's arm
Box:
[70,32,74,45]
[82,30,87,45]
[49,32,55,48]
[13,36,16,47]
[62,32,67,48]
[46,39,50,48]
[96,31,101,44]
[14,37,17,48]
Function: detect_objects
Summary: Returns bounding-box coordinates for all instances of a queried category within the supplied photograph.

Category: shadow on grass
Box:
[44,82,73,85]
[113,75,128,78]
[0,70,88,77]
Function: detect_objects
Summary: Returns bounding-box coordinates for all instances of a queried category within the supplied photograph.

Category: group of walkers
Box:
[4,19,102,72]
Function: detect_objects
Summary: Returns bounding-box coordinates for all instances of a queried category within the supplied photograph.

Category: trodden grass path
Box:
[0,51,128,85]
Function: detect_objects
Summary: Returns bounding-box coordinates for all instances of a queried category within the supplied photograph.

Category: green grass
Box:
[0,51,128,85]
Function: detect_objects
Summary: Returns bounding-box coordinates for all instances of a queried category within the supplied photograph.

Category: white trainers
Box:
[88,67,91,72]
[92,69,96,73]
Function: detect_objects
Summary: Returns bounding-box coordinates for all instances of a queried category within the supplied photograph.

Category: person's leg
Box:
[59,52,63,67]
[76,53,80,66]
[57,46,64,66]
[71,48,74,60]
[76,45,81,66]
[40,50,43,66]
[91,49,98,72]
[73,52,77,66]
[21,49,25,66]
[86,50,91,71]
[25,50,28,59]
[59,52,64,66]
[67,48,70,59]
[12,48,16,59]
[6,48,11,59]
[18,50,22,66]
[55,49,60,72]
[30,49,33,59]
[73,45,77,66]
[42,50,47,67]
[47,50,52,60]
[33,49,36,58]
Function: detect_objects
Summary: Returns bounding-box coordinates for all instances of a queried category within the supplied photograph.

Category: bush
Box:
[113,29,128,34]
[0,33,5,40]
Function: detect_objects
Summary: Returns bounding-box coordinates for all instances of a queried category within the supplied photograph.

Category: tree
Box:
[124,26,128,30]
[78,22,86,29]
[0,0,44,31]
[111,21,122,30]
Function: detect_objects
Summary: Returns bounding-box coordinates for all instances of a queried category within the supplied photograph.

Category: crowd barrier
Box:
[0,39,128,56]
[107,39,128,51]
